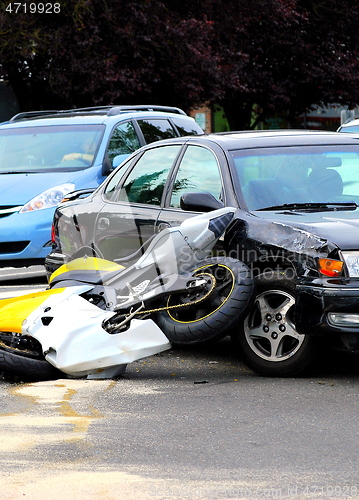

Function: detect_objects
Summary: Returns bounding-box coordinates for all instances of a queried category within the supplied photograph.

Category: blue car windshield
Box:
[230,145,359,210]
[0,124,105,173]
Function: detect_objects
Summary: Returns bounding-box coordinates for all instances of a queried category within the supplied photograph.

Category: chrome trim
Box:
[0,206,22,215]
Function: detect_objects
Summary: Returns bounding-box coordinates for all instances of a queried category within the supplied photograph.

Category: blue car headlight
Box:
[20,184,75,212]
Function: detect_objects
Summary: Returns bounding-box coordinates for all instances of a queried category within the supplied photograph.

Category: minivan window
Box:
[171,116,204,136]
[0,125,104,173]
[107,121,140,163]
[137,119,177,143]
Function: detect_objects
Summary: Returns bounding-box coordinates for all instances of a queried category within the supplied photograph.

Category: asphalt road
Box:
[0,268,359,499]
[0,265,46,282]
[0,265,47,298]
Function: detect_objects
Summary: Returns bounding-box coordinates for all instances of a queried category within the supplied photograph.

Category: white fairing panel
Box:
[27,292,171,378]
[19,208,237,379]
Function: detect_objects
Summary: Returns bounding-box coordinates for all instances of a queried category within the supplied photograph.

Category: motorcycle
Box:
[0,207,254,381]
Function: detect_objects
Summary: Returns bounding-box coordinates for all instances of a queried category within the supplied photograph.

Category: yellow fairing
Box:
[0,288,65,334]
[49,256,125,283]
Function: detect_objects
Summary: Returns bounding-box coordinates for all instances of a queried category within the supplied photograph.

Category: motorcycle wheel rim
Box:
[166,264,235,323]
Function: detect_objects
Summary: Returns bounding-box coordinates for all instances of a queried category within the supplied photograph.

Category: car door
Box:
[93,143,182,262]
[156,143,227,230]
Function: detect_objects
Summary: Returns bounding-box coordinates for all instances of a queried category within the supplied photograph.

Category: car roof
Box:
[167,129,359,150]
[212,129,359,147]
[0,105,190,129]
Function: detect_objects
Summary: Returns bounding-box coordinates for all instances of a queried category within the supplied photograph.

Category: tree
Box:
[207,0,359,128]
[0,0,218,111]
[1,0,359,129]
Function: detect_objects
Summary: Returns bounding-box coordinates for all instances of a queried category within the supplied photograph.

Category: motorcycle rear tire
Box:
[0,346,61,381]
[156,257,254,344]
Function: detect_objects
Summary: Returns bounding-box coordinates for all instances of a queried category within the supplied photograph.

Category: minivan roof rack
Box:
[10,105,187,122]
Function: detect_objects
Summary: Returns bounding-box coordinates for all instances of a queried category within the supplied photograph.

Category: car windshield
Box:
[230,145,359,210]
[0,124,104,173]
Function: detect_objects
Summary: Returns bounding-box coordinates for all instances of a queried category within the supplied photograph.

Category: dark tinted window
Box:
[137,119,177,143]
[171,116,204,136]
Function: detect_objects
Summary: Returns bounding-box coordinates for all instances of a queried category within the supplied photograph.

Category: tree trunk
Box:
[221,98,255,131]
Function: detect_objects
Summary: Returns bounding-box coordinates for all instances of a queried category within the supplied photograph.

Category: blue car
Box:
[0,105,203,268]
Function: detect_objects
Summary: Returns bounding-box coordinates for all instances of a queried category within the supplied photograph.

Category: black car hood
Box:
[248,208,359,254]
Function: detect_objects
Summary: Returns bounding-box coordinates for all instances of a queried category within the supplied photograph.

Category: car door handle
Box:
[97,217,110,230]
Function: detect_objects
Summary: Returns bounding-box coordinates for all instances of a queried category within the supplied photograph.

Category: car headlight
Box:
[341,251,359,277]
[20,184,76,212]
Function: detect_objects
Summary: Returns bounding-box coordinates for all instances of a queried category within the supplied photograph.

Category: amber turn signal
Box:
[318,258,344,277]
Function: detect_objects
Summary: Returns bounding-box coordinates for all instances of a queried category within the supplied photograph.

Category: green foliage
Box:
[1,0,359,128]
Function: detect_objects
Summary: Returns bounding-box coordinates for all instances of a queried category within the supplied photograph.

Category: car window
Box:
[137,119,177,143]
[107,121,141,163]
[170,145,223,208]
[0,125,104,173]
[327,152,359,196]
[103,156,134,200]
[171,116,204,136]
[339,125,359,133]
[113,145,181,205]
[231,146,359,209]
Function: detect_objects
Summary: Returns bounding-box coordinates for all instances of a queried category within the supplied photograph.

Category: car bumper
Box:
[296,277,359,335]
[0,209,54,266]
[44,251,67,279]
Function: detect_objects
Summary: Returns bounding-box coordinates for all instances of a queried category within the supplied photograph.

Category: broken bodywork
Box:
[0,207,254,380]
[44,131,359,376]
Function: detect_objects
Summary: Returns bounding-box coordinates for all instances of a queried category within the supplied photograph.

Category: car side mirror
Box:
[102,154,112,176]
[180,192,224,212]
[102,153,131,175]
[112,154,130,168]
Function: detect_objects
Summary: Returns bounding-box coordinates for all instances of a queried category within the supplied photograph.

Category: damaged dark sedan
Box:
[45,130,359,377]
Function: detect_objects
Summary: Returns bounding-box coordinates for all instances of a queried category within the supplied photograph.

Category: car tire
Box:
[233,270,316,377]
[156,257,254,344]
